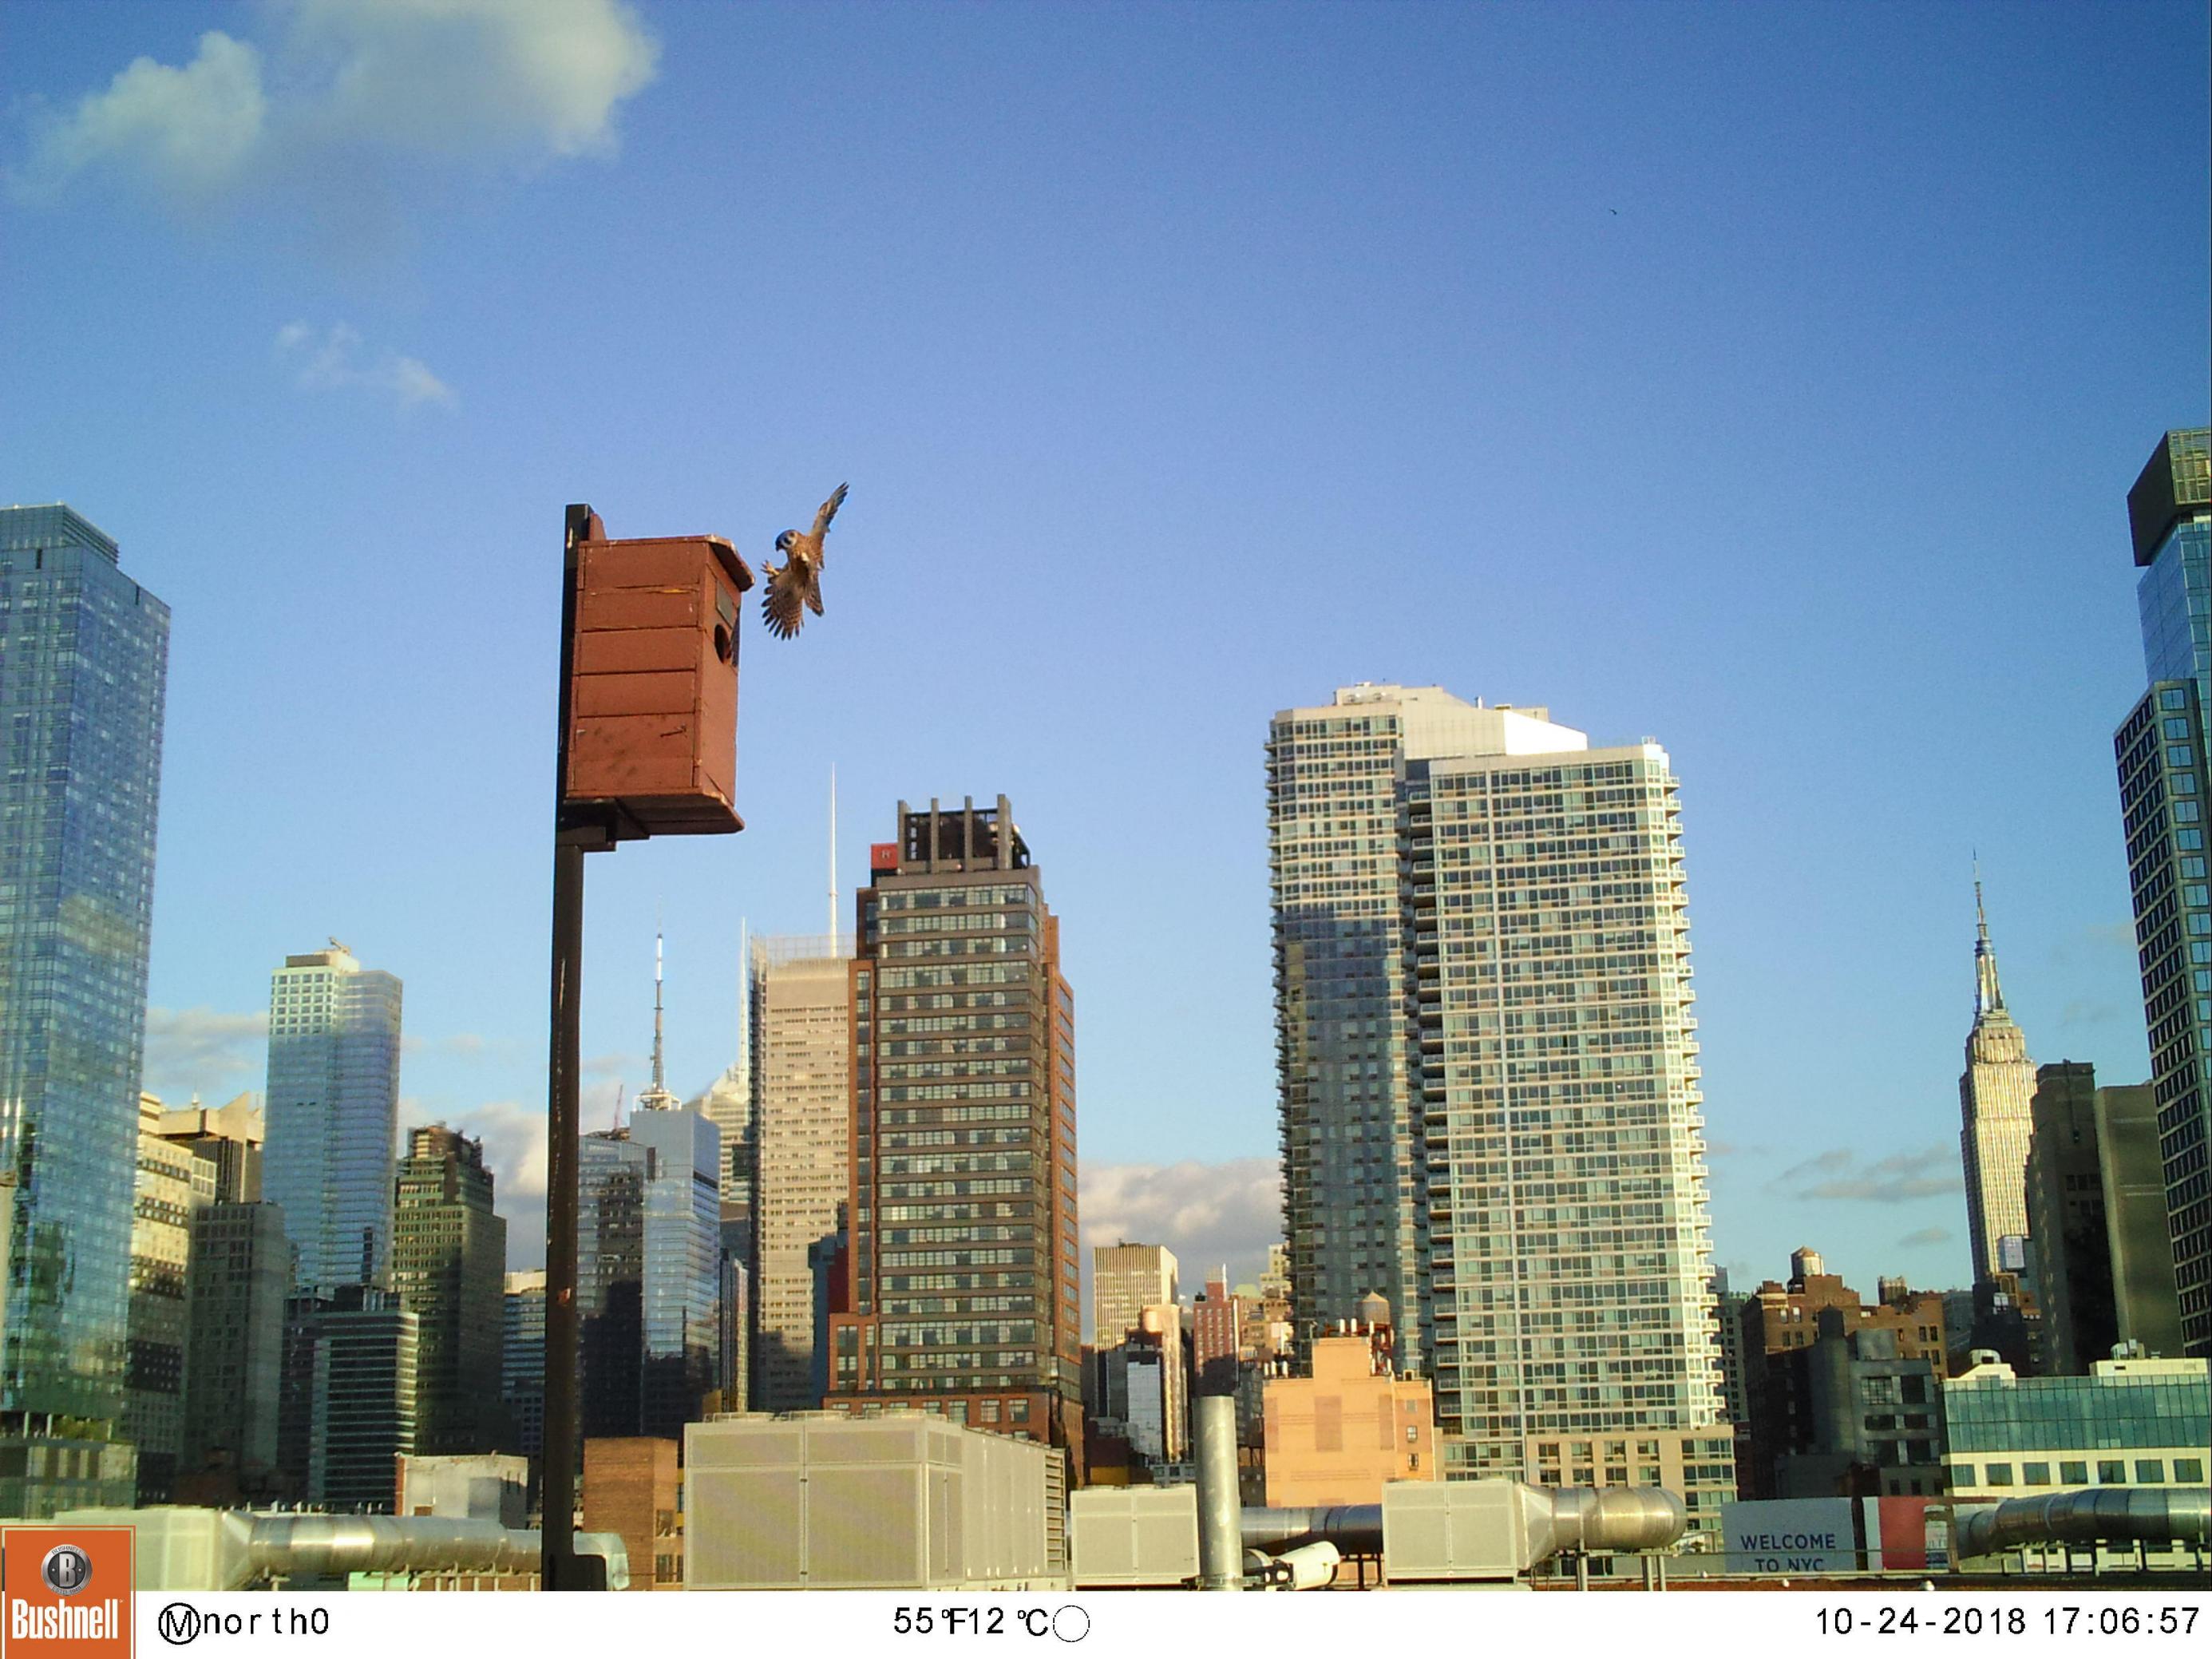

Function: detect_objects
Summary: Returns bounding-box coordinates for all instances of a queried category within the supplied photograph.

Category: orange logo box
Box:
[0,1527,133,1659]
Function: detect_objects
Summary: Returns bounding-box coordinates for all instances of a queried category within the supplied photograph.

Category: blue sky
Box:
[3,0,2206,1294]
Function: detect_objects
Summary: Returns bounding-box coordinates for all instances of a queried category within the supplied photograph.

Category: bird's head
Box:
[774,530,795,553]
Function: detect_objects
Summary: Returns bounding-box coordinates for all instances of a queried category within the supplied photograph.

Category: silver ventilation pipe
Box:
[1241,1505,1383,1556]
[1193,1396,1243,1590]
[1523,1486,1686,1559]
[247,1517,541,1581]
[57,1508,631,1591]
[1957,1487,2210,1562]
[1238,1482,1684,1573]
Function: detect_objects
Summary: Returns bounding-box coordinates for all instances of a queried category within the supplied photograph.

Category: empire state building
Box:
[1959,879,2038,1284]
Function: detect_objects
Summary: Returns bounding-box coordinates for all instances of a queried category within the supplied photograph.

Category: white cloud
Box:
[14,32,267,203]
[144,1004,268,1101]
[1771,1143,1962,1205]
[439,1096,549,1203]
[12,1,655,209]
[1079,1157,1283,1292]
[289,0,660,161]
[275,321,455,408]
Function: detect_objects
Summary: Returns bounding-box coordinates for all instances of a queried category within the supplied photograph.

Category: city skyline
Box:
[6,2,2209,1308]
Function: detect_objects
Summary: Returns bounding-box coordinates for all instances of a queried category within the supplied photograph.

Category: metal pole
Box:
[541,504,595,1590]
[1194,1395,1242,1590]
[542,837,584,1586]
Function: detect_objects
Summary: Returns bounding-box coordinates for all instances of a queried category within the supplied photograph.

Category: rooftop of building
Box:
[0,502,121,563]
[2127,426,2210,567]
[280,944,361,972]
[1949,1353,2208,1388]
[1266,684,1681,763]
[889,794,1031,873]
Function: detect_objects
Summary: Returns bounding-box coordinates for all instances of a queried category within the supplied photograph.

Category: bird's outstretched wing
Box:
[811,482,849,546]
[762,561,808,639]
[805,567,825,617]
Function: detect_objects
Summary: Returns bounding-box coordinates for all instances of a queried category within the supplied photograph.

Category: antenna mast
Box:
[651,926,666,1096]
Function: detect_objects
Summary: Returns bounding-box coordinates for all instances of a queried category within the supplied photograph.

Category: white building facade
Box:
[1270,687,1728,1499]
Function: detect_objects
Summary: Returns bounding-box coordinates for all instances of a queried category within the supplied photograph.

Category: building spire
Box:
[1973,857,2005,1017]
[651,925,667,1095]
[637,921,678,1113]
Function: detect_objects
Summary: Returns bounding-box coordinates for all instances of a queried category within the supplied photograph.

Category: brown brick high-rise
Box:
[826,798,1083,1476]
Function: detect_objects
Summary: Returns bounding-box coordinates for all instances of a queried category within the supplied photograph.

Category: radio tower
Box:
[638,925,679,1112]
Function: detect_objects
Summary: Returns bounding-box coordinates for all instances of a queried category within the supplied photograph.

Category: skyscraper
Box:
[825,797,1084,1465]
[0,504,168,1516]
[578,1130,646,1439]
[1192,1268,1241,1396]
[170,1091,283,1503]
[1960,880,2038,1285]
[391,1125,506,1453]
[693,918,754,1206]
[125,1092,196,1503]
[156,1092,263,1205]
[1270,687,1729,1503]
[2113,427,2212,1357]
[178,1199,286,1502]
[501,1269,548,1465]
[1091,1241,1177,1348]
[309,1285,417,1511]
[574,1091,720,1444]
[630,1098,720,1439]
[263,945,403,1293]
[1268,686,1467,1368]
[748,933,853,1411]
[2025,1063,2115,1375]
[2093,1084,2188,1359]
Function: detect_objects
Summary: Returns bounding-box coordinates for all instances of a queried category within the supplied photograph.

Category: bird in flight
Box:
[762,482,848,639]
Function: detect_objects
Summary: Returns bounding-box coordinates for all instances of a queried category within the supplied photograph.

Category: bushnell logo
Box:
[39,1546,93,1597]
[1,1525,133,1655]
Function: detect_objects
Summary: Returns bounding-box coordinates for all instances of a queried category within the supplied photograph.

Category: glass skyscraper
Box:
[632,1099,721,1439]
[1270,687,1729,1513]
[0,504,168,1516]
[2114,427,2212,1357]
[263,946,403,1294]
[573,1105,720,1443]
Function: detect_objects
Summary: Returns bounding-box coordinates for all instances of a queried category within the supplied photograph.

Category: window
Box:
[2060,1462,2087,1486]
[2098,1460,2127,1483]
[1986,1464,2013,1487]
[1949,1464,1976,1487]
[2135,1460,2166,1483]
[1406,1425,1419,1443]
[2023,1462,2050,1486]
[2175,1459,2205,1483]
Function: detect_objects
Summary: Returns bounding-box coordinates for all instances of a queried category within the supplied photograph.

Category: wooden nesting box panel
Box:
[565,533,754,835]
